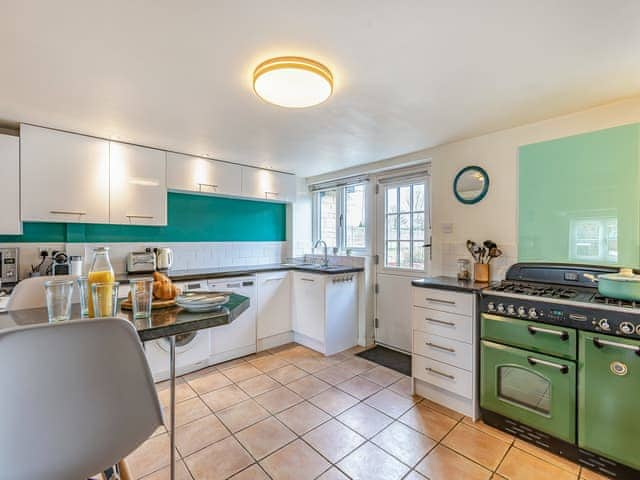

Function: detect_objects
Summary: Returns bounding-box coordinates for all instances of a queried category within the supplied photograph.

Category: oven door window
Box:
[498,366,551,414]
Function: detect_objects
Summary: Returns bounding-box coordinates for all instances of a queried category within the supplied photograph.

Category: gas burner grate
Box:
[490,282,578,299]
[591,294,640,310]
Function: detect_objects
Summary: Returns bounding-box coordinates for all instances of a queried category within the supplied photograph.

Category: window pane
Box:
[386,214,398,241]
[399,214,411,240]
[399,186,411,212]
[399,241,411,268]
[387,188,398,214]
[345,184,366,248]
[413,241,425,270]
[386,242,398,267]
[319,190,337,248]
[413,213,424,240]
[413,184,425,211]
[498,366,551,414]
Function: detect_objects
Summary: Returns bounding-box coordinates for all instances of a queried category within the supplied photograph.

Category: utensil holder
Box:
[474,263,490,282]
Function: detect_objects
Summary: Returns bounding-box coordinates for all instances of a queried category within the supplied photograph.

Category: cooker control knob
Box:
[507,305,515,315]
[497,303,505,313]
[620,322,635,335]
[598,318,611,331]
[517,306,526,316]
[488,302,496,312]
[528,308,538,319]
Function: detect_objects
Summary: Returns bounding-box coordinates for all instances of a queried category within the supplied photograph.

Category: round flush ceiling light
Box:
[253,56,333,108]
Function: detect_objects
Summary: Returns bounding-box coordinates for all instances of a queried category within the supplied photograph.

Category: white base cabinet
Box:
[256,272,293,351]
[0,134,21,234]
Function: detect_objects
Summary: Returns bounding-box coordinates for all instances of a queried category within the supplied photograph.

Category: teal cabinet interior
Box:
[0,192,286,243]
[518,123,640,267]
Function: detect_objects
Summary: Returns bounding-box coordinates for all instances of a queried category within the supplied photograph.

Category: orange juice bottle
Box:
[88,247,115,317]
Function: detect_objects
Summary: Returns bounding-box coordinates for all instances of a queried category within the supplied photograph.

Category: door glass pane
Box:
[386,242,398,267]
[318,190,337,248]
[399,242,411,268]
[413,213,425,240]
[387,215,398,241]
[399,186,411,212]
[498,366,551,414]
[413,241,424,269]
[387,188,398,214]
[345,184,366,248]
[399,214,411,240]
[413,184,425,211]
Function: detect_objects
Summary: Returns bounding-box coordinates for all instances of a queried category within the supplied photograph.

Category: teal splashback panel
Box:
[0,192,286,243]
[518,123,640,267]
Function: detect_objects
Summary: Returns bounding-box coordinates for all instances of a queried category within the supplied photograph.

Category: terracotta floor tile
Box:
[462,417,515,443]
[223,363,263,383]
[317,467,350,479]
[338,442,410,480]
[420,398,465,421]
[286,375,331,398]
[303,419,366,463]
[186,370,232,395]
[275,401,331,435]
[254,386,304,414]
[237,374,281,397]
[236,417,296,459]
[337,403,393,438]
[372,421,436,467]
[274,346,322,362]
[339,357,378,375]
[342,345,371,356]
[364,388,417,418]
[415,445,491,480]
[398,402,458,441]
[314,365,357,385]
[163,397,211,429]
[217,398,270,433]
[249,354,290,372]
[297,356,341,373]
[229,464,270,480]
[139,460,192,480]
[335,376,382,400]
[185,436,254,480]
[267,342,297,354]
[360,366,403,386]
[175,414,230,457]
[156,380,197,407]
[215,357,248,370]
[513,440,580,475]
[201,384,249,412]
[267,364,308,384]
[260,439,330,480]
[497,447,578,480]
[126,433,175,478]
[404,471,428,480]
[309,387,359,416]
[387,377,417,399]
[580,466,613,480]
[442,422,511,470]
[184,366,218,381]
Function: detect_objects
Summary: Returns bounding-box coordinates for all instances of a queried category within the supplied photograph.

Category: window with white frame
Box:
[313,183,368,252]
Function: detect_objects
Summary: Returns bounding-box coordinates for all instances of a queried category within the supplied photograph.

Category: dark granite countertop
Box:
[0,293,249,341]
[412,275,490,293]
[119,263,364,283]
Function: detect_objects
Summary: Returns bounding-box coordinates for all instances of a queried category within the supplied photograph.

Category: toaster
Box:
[126,250,156,273]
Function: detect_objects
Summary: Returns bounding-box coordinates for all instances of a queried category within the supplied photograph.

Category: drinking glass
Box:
[91,281,120,318]
[76,276,90,317]
[44,279,74,322]
[130,278,153,319]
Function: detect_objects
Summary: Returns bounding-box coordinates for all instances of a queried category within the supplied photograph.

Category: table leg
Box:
[169,335,176,480]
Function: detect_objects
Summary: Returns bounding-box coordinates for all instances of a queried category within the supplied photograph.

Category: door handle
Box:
[126,214,154,219]
[425,342,455,353]
[426,297,455,305]
[198,183,219,192]
[527,356,569,374]
[425,367,455,380]
[301,278,315,282]
[425,317,455,327]
[527,325,569,341]
[593,338,640,356]
[50,210,87,216]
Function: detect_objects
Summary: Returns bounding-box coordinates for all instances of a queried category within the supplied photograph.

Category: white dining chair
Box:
[0,317,163,480]
[7,275,77,311]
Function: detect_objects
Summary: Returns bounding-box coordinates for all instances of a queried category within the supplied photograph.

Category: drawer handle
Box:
[301,278,315,282]
[527,356,569,374]
[425,342,455,353]
[527,325,569,341]
[264,277,285,282]
[426,297,455,305]
[198,183,219,192]
[50,210,86,216]
[425,367,455,380]
[126,214,154,219]
[593,338,640,356]
[425,317,455,327]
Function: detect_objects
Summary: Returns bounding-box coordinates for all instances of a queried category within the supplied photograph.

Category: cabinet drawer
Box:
[413,331,472,371]
[413,354,473,399]
[412,287,473,316]
[412,307,472,343]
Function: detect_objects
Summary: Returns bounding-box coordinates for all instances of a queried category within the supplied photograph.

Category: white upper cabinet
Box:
[241,166,296,203]
[20,124,110,224]
[109,142,167,226]
[166,152,242,197]
[0,134,21,234]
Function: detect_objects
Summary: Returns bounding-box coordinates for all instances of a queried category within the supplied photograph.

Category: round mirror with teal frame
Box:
[453,166,489,204]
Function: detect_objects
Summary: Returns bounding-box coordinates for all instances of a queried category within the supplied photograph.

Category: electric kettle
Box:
[156,248,173,270]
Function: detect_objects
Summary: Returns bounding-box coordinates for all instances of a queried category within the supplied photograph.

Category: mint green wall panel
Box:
[518,124,640,267]
[0,193,286,243]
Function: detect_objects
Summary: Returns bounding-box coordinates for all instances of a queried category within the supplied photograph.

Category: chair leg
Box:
[117,460,133,480]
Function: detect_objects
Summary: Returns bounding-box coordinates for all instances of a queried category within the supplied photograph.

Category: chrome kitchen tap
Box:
[313,240,329,267]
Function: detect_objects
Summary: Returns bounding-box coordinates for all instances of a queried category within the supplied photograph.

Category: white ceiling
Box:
[1,1,639,177]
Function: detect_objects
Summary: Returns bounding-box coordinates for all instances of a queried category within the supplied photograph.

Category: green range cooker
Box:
[479,263,640,480]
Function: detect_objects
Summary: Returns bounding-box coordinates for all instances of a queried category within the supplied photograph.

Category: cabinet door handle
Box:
[300,278,315,282]
[593,337,640,356]
[426,342,455,353]
[126,214,154,219]
[426,297,455,305]
[527,356,569,374]
[264,277,284,283]
[527,325,569,341]
[265,191,280,199]
[50,210,86,216]
[198,183,218,192]
[425,367,455,380]
[425,317,455,327]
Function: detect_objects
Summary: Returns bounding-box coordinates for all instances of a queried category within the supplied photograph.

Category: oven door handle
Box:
[593,338,640,356]
[527,356,569,374]
[527,325,569,341]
